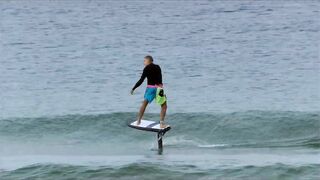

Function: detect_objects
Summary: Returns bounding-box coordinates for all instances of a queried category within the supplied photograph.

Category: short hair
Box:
[144,55,153,62]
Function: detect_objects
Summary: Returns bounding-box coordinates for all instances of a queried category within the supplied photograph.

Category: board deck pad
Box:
[128,120,171,133]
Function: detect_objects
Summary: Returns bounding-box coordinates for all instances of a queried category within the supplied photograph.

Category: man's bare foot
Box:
[160,122,169,129]
[136,120,141,126]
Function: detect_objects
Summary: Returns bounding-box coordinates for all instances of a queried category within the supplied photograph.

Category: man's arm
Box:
[159,66,162,85]
[132,68,147,93]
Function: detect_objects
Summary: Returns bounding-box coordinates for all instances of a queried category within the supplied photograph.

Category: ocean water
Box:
[0,0,319,179]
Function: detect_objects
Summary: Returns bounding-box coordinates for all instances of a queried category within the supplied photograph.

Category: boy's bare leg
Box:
[160,102,168,128]
[137,100,148,125]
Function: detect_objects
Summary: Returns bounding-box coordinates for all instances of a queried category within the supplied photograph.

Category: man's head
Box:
[144,55,153,66]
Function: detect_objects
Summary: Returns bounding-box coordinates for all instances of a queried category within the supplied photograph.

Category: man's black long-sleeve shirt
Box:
[132,63,162,91]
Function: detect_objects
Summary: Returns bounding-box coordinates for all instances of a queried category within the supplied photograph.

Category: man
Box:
[131,55,168,128]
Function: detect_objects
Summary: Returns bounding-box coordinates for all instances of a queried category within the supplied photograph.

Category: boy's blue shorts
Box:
[144,87,157,103]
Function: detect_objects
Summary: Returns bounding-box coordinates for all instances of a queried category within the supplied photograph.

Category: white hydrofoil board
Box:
[128,120,171,133]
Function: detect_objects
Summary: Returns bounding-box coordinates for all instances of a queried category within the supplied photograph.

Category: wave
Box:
[197,136,320,149]
[0,111,319,149]
[1,163,319,180]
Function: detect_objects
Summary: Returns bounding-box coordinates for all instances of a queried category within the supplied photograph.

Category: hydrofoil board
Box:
[128,120,171,133]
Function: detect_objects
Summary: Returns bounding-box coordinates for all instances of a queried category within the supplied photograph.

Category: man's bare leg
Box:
[160,102,168,128]
[137,100,148,125]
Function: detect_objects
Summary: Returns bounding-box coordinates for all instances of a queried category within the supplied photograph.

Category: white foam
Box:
[198,144,228,148]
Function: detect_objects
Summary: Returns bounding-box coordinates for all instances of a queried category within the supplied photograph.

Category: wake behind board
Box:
[128,120,171,133]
